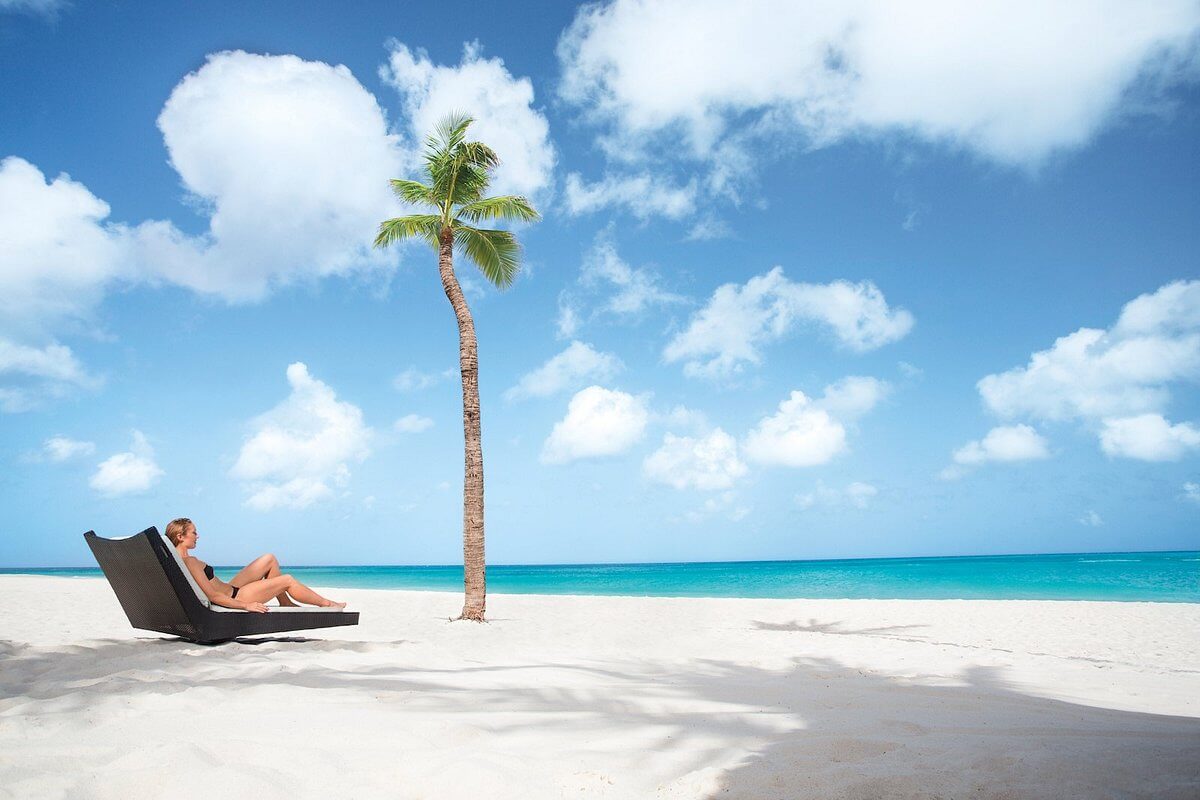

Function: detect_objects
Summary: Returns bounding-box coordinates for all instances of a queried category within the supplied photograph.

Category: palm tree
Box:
[374,113,539,622]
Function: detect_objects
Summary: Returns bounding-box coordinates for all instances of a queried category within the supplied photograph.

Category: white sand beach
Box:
[1,576,1198,799]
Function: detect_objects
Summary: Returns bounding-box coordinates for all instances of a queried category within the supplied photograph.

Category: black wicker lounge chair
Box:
[84,527,359,644]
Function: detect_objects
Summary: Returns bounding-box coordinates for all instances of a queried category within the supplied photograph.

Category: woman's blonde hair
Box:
[164,518,194,545]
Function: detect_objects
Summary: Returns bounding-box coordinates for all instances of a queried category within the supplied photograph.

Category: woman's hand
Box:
[243,601,269,613]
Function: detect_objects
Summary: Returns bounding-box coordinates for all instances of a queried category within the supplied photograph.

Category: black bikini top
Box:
[202,564,215,581]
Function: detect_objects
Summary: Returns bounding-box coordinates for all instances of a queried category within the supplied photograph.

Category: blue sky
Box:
[2,0,1199,567]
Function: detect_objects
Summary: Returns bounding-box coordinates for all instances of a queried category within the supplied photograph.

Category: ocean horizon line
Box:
[4,547,1198,572]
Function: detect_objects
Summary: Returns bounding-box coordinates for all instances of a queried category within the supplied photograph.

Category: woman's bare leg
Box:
[234,574,345,608]
[229,554,297,605]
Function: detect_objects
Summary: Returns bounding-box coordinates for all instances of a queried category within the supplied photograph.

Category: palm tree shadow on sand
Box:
[1,634,1197,798]
[753,618,930,636]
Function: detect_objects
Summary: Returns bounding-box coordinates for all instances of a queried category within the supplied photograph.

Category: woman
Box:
[165,517,345,613]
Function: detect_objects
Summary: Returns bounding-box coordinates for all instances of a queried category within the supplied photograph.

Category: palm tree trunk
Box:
[439,227,486,621]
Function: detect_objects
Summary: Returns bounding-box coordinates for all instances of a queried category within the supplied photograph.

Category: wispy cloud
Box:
[0,337,101,412]
[564,172,696,221]
[393,366,455,392]
[506,341,623,401]
[796,481,878,510]
[664,267,912,380]
[40,436,95,463]
[557,231,687,338]
[0,0,68,18]
[394,414,434,433]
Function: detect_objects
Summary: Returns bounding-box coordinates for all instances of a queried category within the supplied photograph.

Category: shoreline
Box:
[2,576,1198,797]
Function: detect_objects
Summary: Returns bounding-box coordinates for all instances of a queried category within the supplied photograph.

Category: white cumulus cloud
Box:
[976,280,1200,459]
[817,376,891,420]
[743,390,847,468]
[505,341,623,401]
[664,266,912,379]
[541,385,649,464]
[979,314,1200,421]
[0,157,131,338]
[643,428,747,490]
[154,50,404,299]
[90,431,163,497]
[381,41,555,201]
[942,424,1050,479]
[1099,414,1200,461]
[231,362,372,510]
[559,0,1200,172]
[954,424,1050,465]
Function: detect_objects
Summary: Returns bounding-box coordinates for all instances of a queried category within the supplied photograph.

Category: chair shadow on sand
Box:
[1,631,1197,799]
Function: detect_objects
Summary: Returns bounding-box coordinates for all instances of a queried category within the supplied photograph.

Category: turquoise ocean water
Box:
[4,550,1198,602]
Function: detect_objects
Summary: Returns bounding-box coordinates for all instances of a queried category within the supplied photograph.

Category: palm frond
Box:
[423,113,473,208]
[431,112,473,152]
[454,225,520,289]
[420,114,508,212]
[447,163,492,207]
[457,195,540,224]
[374,214,442,250]
[459,140,500,173]
[389,179,437,208]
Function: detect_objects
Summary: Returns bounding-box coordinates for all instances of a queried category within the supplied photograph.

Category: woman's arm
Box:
[182,556,268,613]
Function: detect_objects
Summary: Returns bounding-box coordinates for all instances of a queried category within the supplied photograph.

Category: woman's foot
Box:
[321,600,347,609]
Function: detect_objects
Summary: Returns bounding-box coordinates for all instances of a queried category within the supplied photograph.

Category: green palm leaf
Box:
[374,214,442,250]
[457,195,540,224]
[454,225,520,289]
[389,179,437,207]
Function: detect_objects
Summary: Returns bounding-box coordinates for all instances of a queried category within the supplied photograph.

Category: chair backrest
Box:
[84,527,209,638]
[159,531,212,608]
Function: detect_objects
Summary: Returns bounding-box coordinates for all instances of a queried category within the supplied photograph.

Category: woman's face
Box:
[181,525,198,550]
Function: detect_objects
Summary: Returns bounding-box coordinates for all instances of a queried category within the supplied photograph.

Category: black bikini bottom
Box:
[231,572,270,601]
